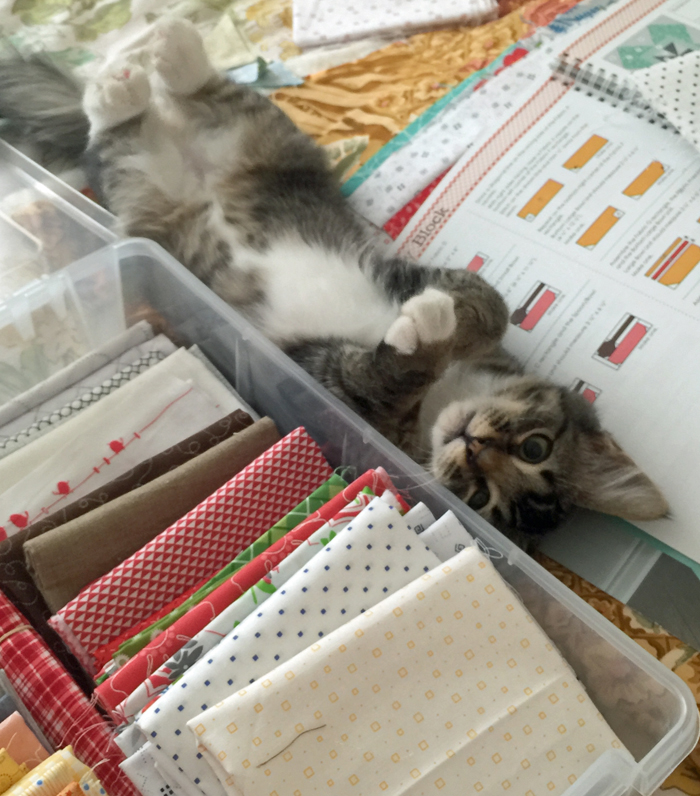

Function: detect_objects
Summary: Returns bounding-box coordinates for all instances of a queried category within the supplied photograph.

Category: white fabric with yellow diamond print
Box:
[138,496,440,796]
[190,546,631,796]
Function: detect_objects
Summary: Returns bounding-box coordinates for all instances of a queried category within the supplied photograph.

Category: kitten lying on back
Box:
[0,21,668,544]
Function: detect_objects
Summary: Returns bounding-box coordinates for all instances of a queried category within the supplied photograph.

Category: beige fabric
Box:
[24,418,279,613]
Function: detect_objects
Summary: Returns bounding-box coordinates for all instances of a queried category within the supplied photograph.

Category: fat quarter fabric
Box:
[628,50,700,149]
[0,412,261,696]
[92,472,348,676]
[0,335,177,457]
[0,594,137,796]
[50,428,332,673]
[96,474,349,714]
[0,348,244,538]
[109,474,349,664]
[105,471,402,695]
[139,496,440,796]
[4,747,92,796]
[115,472,405,724]
[0,321,155,429]
[115,488,390,724]
[114,726,146,759]
[120,743,185,796]
[147,746,202,796]
[193,546,630,796]
[0,749,27,792]
[292,0,498,48]
[419,510,474,560]
[22,411,261,614]
[0,714,49,771]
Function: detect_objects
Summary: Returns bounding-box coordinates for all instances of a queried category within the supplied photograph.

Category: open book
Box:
[393,0,700,567]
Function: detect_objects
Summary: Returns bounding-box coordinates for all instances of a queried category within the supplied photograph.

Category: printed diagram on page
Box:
[571,378,602,403]
[392,0,700,565]
[509,282,563,331]
[603,13,700,70]
[593,314,654,369]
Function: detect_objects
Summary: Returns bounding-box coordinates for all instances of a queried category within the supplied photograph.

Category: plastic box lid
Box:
[109,237,697,796]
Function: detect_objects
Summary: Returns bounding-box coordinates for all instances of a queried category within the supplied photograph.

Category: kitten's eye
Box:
[518,434,553,464]
[468,486,490,510]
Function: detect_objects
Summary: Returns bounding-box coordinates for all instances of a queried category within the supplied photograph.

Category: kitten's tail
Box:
[0,43,88,164]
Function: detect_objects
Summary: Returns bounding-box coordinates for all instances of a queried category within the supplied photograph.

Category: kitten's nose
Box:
[464,434,487,465]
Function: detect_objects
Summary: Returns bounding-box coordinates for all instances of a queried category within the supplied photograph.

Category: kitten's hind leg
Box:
[83,65,151,138]
[286,288,456,456]
[151,18,216,96]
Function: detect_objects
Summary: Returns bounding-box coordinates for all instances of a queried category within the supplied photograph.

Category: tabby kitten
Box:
[0,20,668,542]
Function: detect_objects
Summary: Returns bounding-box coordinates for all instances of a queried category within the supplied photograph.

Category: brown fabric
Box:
[535,552,700,795]
[0,409,257,691]
[24,416,279,613]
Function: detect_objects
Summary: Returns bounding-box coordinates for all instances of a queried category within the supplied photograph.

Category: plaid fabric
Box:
[0,592,137,796]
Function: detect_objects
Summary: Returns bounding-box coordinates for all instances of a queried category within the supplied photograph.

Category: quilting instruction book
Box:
[394,0,700,566]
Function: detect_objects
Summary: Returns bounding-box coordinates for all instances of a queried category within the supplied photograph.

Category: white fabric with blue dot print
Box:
[137,496,441,796]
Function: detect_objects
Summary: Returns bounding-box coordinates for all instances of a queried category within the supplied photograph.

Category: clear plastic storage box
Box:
[0,145,697,796]
[0,141,121,398]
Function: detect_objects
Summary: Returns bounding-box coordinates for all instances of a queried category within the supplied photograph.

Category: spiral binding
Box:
[551,55,678,129]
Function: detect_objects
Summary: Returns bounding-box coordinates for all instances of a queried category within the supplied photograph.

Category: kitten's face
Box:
[430,377,668,543]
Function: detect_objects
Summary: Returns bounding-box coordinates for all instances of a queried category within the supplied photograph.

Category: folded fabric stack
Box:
[292,0,499,48]
[0,319,633,796]
[0,597,123,795]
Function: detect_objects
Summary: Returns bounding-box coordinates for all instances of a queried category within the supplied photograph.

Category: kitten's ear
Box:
[571,432,669,521]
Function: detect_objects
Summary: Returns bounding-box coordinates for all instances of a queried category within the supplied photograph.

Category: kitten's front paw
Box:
[384,288,456,356]
[84,65,151,136]
[437,269,509,357]
[152,18,214,95]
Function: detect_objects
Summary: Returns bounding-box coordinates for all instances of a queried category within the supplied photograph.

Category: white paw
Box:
[152,18,214,95]
[84,65,151,136]
[384,288,456,356]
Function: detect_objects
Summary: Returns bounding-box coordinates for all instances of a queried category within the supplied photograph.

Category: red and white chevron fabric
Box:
[49,427,332,674]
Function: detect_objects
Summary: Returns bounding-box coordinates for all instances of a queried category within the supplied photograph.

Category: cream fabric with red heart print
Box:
[0,347,244,540]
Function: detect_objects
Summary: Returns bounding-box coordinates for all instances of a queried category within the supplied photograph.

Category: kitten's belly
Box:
[243,238,399,347]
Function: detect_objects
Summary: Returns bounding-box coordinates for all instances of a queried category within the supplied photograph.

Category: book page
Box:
[394,60,700,564]
[576,0,700,74]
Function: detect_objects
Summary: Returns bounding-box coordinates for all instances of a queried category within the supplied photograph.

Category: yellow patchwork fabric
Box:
[0,750,28,794]
[271,0,580,176]
[190,547,630,795]
[3,747,107,796]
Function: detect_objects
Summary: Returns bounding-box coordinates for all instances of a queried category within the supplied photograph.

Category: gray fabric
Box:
[0,343,175,460]
[0,320,154,428]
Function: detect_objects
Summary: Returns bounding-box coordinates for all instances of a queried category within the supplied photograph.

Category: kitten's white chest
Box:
[133,108,398,346]
[231,237,400,347]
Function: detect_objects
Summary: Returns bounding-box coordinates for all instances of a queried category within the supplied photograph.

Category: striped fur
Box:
[0,21,669,543]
